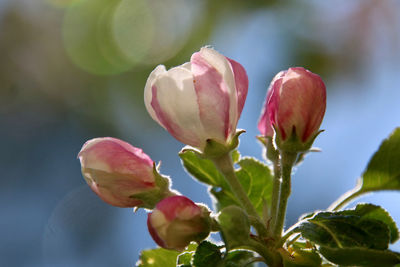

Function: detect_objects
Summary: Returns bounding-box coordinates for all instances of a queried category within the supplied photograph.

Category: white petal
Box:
[154,65,205,145]
[144,65,167,124]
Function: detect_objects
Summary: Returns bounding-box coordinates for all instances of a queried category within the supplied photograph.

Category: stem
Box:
[285,233,301,248]
[272,151,297,239]
[276,225,300,248]
[328,185,363,211]
[244,239,282,267]
[213,153,267,237]
[269,160,281,236]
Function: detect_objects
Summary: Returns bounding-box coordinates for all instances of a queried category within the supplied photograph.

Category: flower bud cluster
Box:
[78,137,211,250]
[77,47,327,254]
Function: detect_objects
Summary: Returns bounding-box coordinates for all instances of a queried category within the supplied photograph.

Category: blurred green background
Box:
[1,0,400,266]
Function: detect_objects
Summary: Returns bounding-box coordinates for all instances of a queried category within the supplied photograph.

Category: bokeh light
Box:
[43,0,80,9]
[113,0,195,65]
[63,0,197,75]
[63,0,133,75]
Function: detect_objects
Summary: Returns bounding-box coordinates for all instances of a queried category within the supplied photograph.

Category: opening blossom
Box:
[144,47,248,151]
[147,196,211,251]
[258,67,326,148]
[78,137,164,208]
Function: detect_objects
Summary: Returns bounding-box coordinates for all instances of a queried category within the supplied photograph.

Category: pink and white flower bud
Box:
[78,137,157,208]
[147,196,210,251]
[265,67,326,147]
[257,89,274,138]
[144,47,248,151]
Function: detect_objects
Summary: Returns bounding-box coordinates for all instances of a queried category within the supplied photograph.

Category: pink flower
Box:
[147,196,210,250]
[264,67,326,144]
[78,137,156,208]
[144,47,248,151]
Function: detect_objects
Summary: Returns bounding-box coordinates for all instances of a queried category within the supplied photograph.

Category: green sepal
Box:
[257,136,279,163]
[256,135,268,147]
[203,130,245,159]
[218,206,251,249]
[294,147,321,166]
[130,163,174,210]
[275,125,324,153]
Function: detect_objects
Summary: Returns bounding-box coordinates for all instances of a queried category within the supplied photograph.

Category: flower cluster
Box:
[78,47,331,264]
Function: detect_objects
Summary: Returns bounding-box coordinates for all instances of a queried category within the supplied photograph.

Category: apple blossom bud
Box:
[147,196,211,251]
[144,47,248,152]
[257,85,274,139]
[78,137,172,208]
[264,67,326,151]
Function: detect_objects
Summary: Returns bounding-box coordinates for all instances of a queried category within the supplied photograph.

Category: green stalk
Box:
[269,160,281,236]
[328,185,363,211]
[213,153,268,237]
[272,151,297,239]
[244,239,282,267]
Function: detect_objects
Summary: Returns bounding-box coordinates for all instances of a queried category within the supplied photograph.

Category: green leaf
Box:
[360,127,400,192]
[279,246,322,267]
[211,157,273,215]
[137,248,179,267]
[138,243,198,267]
[179,150,227,187]
[296,207,391,250]
[180,150,274,217]
[235,157,274,216]
[319,246,400,266]
[223,250,256,267]
[177,242,198,266]
[210,186,240,211]
[231,150,241,163]
[340,204,399,243]
[177,252,192,266]
[218,206,250,249]
[192,241,222,267]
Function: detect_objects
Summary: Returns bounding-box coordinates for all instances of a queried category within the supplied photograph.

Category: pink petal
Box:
[267,76,286,139]
[257,89,274,137]
[79,137,153,176]
[155,196,200,221]
[226,58,248,118]
[147,215,167,248]
[191,52,230,141]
